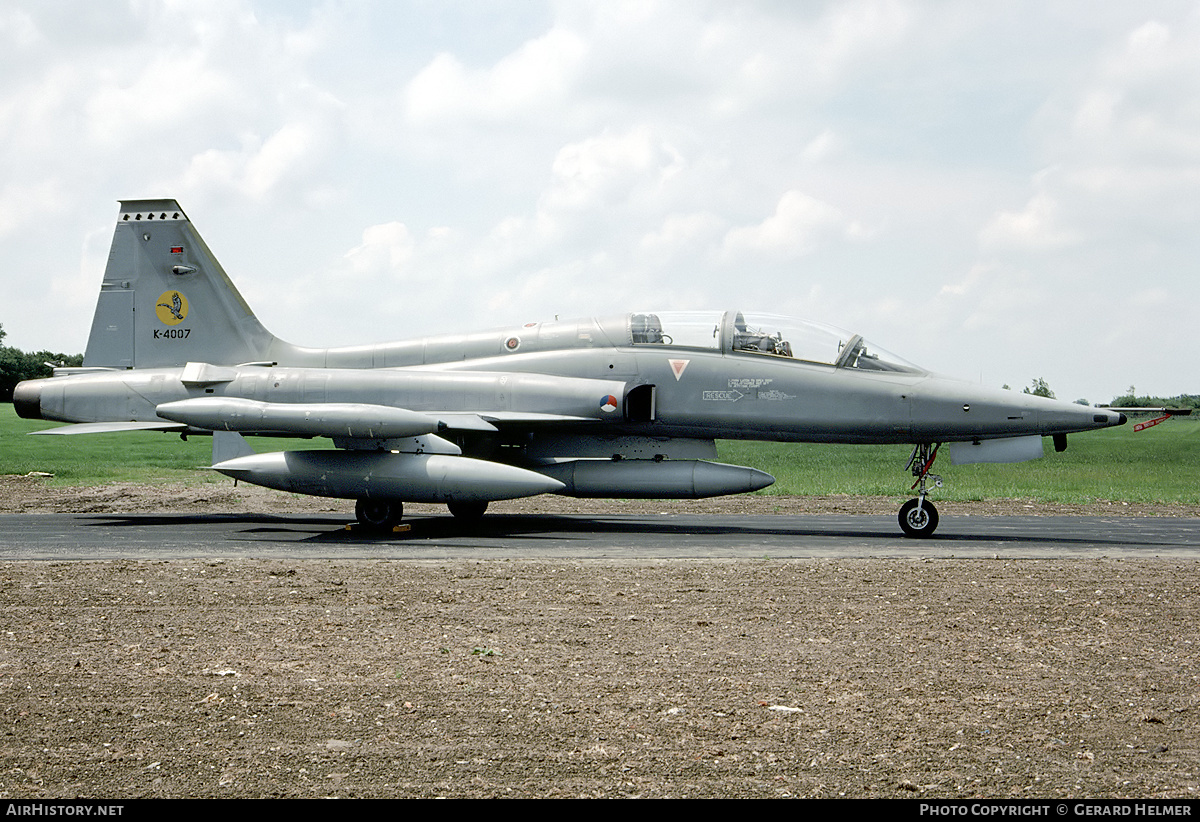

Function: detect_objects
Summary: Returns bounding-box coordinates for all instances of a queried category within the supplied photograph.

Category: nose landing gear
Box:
[900,443,942,538]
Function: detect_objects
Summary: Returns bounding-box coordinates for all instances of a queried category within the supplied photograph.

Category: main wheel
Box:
[447,500,488,521]
[355,499,403,532]
[898,498,939,538]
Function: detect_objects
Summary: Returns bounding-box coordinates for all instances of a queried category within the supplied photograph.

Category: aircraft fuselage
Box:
[19,320,1121,446]
[12,199,1128,537]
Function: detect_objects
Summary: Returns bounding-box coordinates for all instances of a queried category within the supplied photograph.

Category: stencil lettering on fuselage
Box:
[702,378,796,402]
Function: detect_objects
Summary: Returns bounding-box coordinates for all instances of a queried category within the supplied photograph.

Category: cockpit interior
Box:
[628,311,922,373]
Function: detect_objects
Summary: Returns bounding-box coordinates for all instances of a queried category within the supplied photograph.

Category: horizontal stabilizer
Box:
[50,366,122,377]
[31,421,187,435]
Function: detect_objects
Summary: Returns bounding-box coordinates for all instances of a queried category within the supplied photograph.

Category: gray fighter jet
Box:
[14,199,1126,536]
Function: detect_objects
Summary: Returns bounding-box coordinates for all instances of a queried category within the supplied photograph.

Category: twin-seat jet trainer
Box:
[14,199,1126,536]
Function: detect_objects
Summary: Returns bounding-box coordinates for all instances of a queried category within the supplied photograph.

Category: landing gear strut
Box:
[355,498,403,532]
[900,443,942,538]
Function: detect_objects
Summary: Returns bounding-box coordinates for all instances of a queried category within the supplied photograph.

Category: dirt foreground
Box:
[2,477,1199,798]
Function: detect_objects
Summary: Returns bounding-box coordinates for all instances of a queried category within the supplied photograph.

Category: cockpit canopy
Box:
[626,311,924,374]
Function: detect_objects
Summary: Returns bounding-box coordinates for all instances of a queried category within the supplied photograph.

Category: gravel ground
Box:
[2,476,1198,798]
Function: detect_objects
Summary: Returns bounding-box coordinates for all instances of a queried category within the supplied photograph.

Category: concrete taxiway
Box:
[1,512,1198,560]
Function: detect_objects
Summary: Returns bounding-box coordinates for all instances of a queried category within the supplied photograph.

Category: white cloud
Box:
[345,221,416,273]
[404,27,588,125]
[1062,16,1200,166]
[179,122,328,202]
[542,127,684,213]
[800,129,839,163]
[979,190,1081,251]
[0,6,38,49]
[0,178,66,237]
[722,190,859,260]
[639,211,726,261]
[83,53,242,148]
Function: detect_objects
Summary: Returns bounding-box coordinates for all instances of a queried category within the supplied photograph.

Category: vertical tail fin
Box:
[84,199,280,368]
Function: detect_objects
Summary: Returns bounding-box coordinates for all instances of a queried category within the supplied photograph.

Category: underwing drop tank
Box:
[157,397,443,438]
[537,459,775,499]
[212,450,565,503]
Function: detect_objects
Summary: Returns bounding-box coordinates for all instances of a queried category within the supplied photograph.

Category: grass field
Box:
[0,405,296,486]
[719,422,1200,504]
[2,404,1197,504]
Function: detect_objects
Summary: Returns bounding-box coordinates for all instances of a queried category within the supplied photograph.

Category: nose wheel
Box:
[901,443,942,538]
[899,497,939,538]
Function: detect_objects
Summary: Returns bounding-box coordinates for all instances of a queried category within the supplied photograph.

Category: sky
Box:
[2,0,1198,404]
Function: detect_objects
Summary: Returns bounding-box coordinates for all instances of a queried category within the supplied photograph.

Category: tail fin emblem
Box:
[155,290,189,325]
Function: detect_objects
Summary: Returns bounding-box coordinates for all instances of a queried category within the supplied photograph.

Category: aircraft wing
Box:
[27,406,605,442]
[31,421,188,435]
[152,398,610,438]
[433,413,499,431]
[467,412,596,424]
[434,412,600,431]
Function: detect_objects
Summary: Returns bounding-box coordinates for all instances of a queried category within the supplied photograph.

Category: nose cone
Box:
[911,377,1128,441]
[1039,400,1126,434]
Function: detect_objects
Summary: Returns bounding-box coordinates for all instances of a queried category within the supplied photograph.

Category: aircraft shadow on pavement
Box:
[288,514,1192,550]
[81,511,828,540]
[73,511,1192,550]
[81,513,351,529]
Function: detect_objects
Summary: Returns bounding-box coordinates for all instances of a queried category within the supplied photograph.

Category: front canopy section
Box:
[626,310,926,374]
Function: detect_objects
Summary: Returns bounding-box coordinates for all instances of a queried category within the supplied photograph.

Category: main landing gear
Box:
[355,498,403,533]
[354,498,491,533]
[900,443,942,538]
[447,500,489,522]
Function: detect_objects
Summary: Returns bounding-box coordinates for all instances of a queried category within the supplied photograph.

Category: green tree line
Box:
[1108,386,1200,411]
[0,324,83,402]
